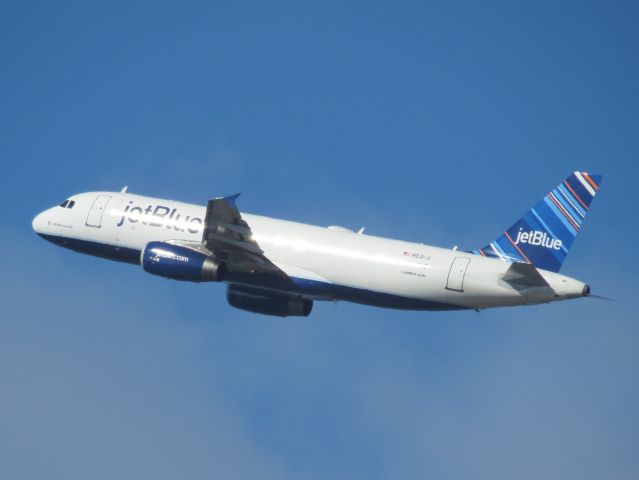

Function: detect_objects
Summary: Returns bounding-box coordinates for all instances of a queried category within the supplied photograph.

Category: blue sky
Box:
[2,1,638,478]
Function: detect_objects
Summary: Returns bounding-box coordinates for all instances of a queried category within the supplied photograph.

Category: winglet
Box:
[223,193,241,208]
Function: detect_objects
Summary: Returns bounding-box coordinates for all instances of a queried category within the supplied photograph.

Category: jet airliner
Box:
[32,171,602,317]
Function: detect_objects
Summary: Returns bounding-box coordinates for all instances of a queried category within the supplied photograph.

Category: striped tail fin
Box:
[472,171,603,272]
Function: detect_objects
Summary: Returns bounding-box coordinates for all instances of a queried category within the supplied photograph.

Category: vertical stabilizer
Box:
[472,171,603,272]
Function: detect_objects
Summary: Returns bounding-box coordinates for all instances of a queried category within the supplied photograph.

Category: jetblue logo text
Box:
[117,202,203,234]
[515,229,563,250]
[152,249,189,263]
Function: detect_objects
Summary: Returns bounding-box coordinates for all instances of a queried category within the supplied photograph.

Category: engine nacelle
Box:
[226,285,313,317]
[141,241,226,282]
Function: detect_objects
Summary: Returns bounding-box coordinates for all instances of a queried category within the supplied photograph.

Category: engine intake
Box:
[141,241,226,282]
[226,285,313,317]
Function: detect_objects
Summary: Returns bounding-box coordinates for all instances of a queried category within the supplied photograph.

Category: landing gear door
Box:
[86,195,112,228]
[446,257,470,292]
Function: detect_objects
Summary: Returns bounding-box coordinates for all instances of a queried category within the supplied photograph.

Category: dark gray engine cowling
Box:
[226,284,313,317]
[141,241,226,282]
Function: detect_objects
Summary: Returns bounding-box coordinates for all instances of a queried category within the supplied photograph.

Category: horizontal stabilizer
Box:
[501,262,549,288]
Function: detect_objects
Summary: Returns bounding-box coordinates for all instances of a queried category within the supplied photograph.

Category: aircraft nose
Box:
[32,210,48,234]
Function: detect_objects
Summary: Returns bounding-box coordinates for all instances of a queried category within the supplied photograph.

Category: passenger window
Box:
[67,200,75,209]
[60,200,69,208]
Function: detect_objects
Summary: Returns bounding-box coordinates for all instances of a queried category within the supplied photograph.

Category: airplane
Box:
[32,171,603,317]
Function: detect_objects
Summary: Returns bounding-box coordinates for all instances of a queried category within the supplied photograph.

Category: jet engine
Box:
[226,284,313,317]
[141,241,226,282]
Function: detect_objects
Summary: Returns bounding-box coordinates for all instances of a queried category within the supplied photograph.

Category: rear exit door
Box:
[446,257,470,292]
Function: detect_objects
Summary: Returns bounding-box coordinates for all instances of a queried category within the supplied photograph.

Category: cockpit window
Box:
[67,200,75,209]
[60,200,69,208]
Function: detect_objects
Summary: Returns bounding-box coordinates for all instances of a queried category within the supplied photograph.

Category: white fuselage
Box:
[32,191,588,311]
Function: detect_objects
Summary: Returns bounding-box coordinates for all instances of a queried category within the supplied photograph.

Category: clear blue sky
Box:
[2,1,638,479]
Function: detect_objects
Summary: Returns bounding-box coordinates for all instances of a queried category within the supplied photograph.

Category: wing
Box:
[202,194,289,278]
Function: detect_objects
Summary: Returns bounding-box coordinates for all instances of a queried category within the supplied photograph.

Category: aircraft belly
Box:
[254,227,457,306]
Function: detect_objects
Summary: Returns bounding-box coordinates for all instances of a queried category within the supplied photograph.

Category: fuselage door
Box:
[86,195,112,228]
[446,257,470,292]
